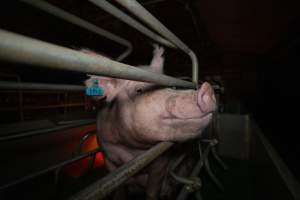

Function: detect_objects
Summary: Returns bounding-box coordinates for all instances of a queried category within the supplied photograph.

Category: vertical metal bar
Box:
[177,143,211,200]
[20,0,132,61]
[0,74,24,121]
[115,0,199,84]
[211,145,228,170]
[88,0,176,48]
[204,157,225,191]
[64,92,68,119]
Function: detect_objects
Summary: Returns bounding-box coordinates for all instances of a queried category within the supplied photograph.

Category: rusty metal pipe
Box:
[0,29,196,89]
[20,0,132,61]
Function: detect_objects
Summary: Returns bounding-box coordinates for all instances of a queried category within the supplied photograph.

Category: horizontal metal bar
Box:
[20,0,132,61]
[0,119,96,142]
[0,29,196,88]
[69,141,173,200]
[114,0,199,84]
[57,119,95,125]
[0,148,101,190]
[0,103,86,111]
[88,0,175,48]
[0,81,85,91]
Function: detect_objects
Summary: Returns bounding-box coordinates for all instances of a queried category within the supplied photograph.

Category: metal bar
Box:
[23,103,85,109]
[204,156,224,191]
[0,81,85,91]
[0,29,196,89]
[201,139,228,170]
[114,0,199,84]
[0,148,101,190]
[20,0,132,61]
[177,143,211,200]
[57,119,95,125]
[69,141,173,200]
[88,0,175,48]
[200,140,225,191]
[0,103,86,111]
[0,119,95,142]
[254,119,300,199]
[211,145,228,170]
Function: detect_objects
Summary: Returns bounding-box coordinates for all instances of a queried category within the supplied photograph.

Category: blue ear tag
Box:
[85,79,104,96]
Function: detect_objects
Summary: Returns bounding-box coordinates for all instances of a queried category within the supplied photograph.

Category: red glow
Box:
[63,133,105,178]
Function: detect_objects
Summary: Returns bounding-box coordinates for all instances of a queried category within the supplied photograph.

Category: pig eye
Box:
[136,88,143,94]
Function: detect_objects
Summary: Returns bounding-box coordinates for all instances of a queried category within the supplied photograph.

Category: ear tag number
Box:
[86,79,104,96]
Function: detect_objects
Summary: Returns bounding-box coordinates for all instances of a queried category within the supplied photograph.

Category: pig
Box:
[84,45,217,199]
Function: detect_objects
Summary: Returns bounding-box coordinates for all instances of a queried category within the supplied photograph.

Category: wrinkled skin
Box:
[84,46,217,199]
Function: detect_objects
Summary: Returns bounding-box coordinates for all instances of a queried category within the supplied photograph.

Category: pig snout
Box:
[165,82,216,120]
[197,82,217,113]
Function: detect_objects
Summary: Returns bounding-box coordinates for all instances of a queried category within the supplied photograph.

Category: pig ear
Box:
[149,44,164,74]
[84,75,119,102]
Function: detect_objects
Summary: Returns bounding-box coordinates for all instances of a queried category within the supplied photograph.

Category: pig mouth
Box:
[163,112,211,121]
[162,112,212,133]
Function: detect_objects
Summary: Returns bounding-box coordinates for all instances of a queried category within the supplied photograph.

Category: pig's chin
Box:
[162,112,213,138]
[163,112,212,123]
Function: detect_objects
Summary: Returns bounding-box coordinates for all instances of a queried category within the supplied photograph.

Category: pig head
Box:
[84,45,217,199]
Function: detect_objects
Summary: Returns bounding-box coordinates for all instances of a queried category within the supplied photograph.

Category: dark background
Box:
[0,0,299,181]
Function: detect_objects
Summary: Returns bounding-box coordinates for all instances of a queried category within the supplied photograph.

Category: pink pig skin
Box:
[84,45,217,199]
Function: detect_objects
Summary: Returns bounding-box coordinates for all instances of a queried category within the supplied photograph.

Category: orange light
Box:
[63,133,105,178]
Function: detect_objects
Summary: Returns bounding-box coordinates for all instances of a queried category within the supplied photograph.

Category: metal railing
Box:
[0,29,196,89]
[88,0,175,48]
[0,119,95,142]
[0,0,208,199]
[69,141,173,200]
[0,148,101,190]
[20,0,132,61]
[114,0,199,84]
[0,81,84,91]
